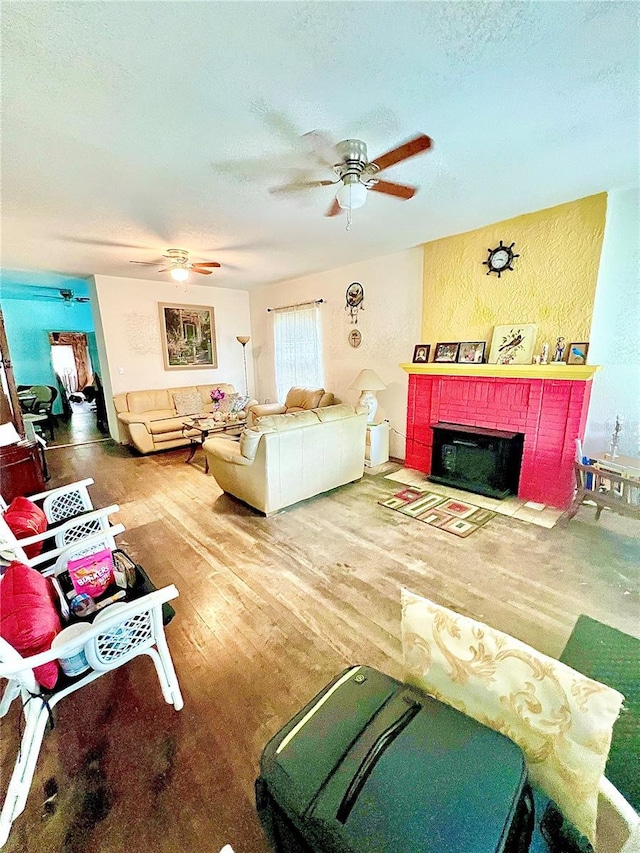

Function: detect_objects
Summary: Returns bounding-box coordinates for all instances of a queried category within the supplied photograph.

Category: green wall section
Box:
[2,295,95,414]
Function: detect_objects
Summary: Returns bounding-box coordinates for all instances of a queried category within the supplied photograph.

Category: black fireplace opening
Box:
[429,422,524,500]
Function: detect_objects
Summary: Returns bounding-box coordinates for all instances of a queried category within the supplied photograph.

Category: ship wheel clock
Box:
[483,241,519,277]
[345,282,364,324]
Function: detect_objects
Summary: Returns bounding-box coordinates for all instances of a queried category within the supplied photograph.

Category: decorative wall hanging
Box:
[483,241,519,277]
[159,303,217,370]
[488,324,537,365]
[348,329,362,348]
[345,282,364,324]
[412,344,430,363]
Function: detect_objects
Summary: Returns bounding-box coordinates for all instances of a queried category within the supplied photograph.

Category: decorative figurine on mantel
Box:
[539,342,549,365]
[553,337,565,363]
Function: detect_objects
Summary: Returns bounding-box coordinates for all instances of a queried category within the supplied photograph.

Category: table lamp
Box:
[236,336,250,396]
[349,368,386,423]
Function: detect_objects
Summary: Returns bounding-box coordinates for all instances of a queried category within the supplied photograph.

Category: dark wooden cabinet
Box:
[0,441,46,502]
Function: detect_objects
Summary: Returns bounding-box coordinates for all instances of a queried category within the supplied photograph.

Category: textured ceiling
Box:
[1,2,638,291]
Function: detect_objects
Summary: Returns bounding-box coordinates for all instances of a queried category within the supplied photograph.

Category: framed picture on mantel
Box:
[434,342,460,363]
[488,324,537,365]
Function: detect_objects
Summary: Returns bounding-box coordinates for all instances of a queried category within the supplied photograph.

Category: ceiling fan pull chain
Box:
[346,208,353,231]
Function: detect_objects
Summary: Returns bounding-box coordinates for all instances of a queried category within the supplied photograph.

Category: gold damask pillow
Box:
[401,588,624,844]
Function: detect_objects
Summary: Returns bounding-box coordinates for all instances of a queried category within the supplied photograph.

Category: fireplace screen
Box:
[430,422,524,500]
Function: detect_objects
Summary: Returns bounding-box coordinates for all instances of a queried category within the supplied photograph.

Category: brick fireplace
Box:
[402,364,600,509]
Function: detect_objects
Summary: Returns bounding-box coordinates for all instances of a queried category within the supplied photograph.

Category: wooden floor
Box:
[2,441,639,853]
[47,412,107,448]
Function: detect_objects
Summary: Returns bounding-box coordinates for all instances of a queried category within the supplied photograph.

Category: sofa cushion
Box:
[255,410,321,432]
[239,426,264,461]
[126,389,173,414]
[314,403,362,423]
[285,387,325,410]
[172,389,203,416]
[117,408,176,428]
[401,588,624,845]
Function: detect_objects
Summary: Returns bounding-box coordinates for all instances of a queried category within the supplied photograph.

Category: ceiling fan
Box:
[59,289,90,304]
[129,248,221,281]
[269,133,433,225]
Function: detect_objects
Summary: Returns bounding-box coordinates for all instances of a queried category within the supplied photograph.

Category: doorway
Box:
[49,332,106,447]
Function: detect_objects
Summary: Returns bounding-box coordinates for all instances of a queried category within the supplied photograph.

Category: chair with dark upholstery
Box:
[22,386,57,441]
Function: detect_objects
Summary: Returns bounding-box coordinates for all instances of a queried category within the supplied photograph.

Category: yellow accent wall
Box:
[422,194,607,357]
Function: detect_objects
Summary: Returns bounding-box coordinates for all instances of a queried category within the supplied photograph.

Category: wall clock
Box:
[345,282,364,324]
[483,241,519,277]
[348,329,362,348]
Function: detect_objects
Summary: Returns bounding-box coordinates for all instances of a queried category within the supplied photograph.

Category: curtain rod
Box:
[266,299,325,313]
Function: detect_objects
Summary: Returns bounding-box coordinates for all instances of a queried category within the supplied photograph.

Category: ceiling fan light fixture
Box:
[170,267,189,282]
[336,180,367,211]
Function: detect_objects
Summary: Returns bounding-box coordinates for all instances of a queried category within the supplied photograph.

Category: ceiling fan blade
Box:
[76,297,91,303]
[325,197,342,217]
[300,130,339,168]
[129,260,162,266]
[191,268,213,275]
[192,262,221,268]
[368,179,417,200]
[269,179,337,195]
[369,134,433,173]
[156,267,171,273]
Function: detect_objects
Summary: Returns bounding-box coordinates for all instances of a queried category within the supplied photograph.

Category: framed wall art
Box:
[412,344,430,363]
[567,342,589,365]
[488,324,538,365]
[457,342,486,364]
[159,303,217,370]
[434,342,460,363]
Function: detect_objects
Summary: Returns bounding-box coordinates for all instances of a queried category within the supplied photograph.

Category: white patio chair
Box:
[0,507,124,576]
[0,478,97,522]
[0,584,183,848]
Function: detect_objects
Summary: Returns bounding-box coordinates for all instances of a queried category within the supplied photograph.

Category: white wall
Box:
[249,247,424,460]
[91,274,252,440]
[584,188,640,457]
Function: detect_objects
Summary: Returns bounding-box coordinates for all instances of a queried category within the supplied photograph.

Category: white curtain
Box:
[273,305,324,402]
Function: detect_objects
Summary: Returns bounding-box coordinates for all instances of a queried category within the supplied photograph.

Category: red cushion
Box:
[0,561,61,689]
[3,496,48,558]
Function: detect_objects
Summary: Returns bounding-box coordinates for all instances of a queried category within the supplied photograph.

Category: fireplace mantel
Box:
[401,363,601,381]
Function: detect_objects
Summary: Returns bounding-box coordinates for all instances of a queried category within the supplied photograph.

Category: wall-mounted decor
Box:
[345,282,364,324]
[488,324,537,365]
[348,329,362,348]
[159,303,217,370]
[412,344,430,363]
[434,342,460,363]
[483,241,519,277]
[457,342,486,364]
[567,342,589,365]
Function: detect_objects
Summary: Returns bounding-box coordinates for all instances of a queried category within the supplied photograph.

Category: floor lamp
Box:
[236,336,250,396]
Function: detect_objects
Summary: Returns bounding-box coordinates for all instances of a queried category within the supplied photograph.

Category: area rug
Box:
[560,615,639,811]
[378,488,496,538]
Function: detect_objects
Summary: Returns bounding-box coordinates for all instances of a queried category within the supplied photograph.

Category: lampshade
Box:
[349,368,386,392]
[171,267,189,282]
[336,181,367,211]
[236,335,250,345]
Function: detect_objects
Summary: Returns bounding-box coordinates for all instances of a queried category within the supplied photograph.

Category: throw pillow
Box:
[3,496,48,558]
[229,394,250,416]
[0,560,62,688]
[172,390,202,417]
[401,588,624,844]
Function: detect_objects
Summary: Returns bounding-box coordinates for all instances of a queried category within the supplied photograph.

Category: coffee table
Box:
[182,417,244,472]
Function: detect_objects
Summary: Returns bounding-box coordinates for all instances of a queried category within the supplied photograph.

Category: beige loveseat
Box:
[246,386,334,427]
[114,384,257,454]
[203,404,367,515]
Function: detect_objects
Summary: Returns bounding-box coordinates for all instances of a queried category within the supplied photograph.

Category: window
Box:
[273,304,324,402]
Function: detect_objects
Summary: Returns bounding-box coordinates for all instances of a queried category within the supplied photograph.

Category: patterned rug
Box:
[379,488,496,538]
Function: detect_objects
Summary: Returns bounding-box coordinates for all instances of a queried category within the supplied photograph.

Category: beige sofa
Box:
[246,386,334,427]
[114,384,257,454]
[203,404,367,515]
